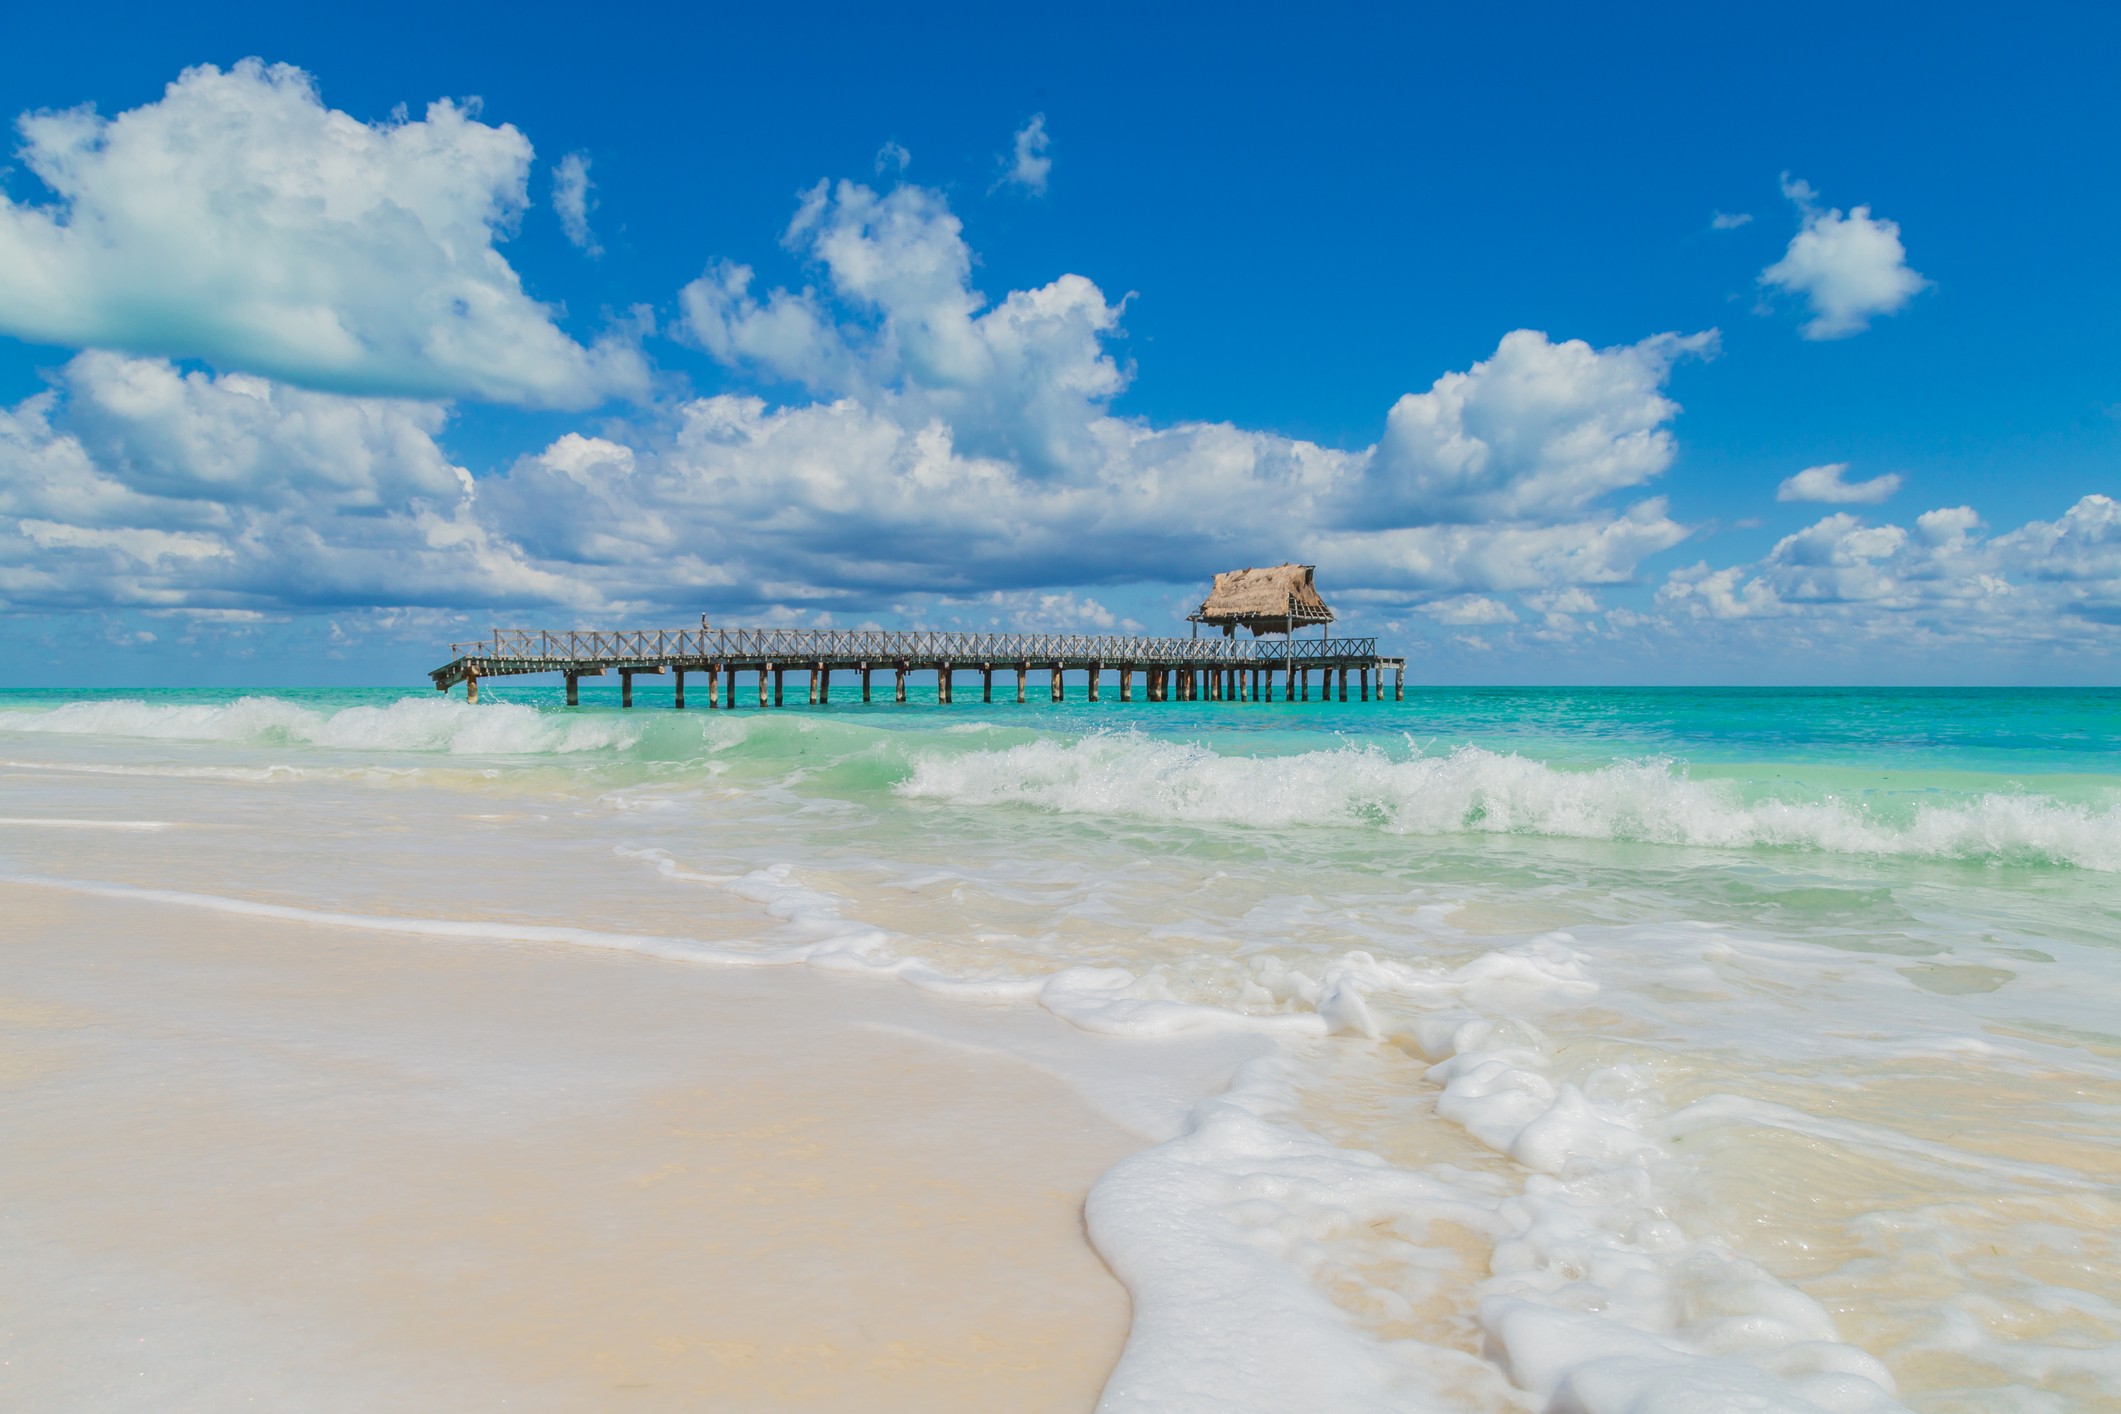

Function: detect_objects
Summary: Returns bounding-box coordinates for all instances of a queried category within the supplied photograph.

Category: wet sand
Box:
[0,883,1143,1411]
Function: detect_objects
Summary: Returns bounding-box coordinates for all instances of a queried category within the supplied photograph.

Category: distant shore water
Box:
[3,685,2116,1410]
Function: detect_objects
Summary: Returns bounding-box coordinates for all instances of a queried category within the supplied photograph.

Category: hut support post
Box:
[862,665,872,703]
[982,667,993,703]
[939,667,952,704]
[1395,666,1405,701]
[465,670,478,705]
[818,663,830,704]
[673,670,686,710]
[771,667,784,707]
[1017,664,1028,704]
[1088,664,1100,703]
[564,672,577,707]
[895,664,907,704]
[621,670,633,709]
[706,665,719,708]
[760,665,772,709]
[1361,667,1371,701]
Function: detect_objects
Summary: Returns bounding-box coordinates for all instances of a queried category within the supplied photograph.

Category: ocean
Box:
[3,683,2116,1412]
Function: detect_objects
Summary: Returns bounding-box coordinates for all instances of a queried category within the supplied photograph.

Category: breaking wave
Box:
[0,695,657,755]
[898,733,2121,871]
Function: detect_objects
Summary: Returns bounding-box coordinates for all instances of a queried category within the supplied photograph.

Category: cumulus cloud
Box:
[0,353,576,612]
[656,176,1706,605]
[1659,497,2121,642]
[1710,211,1753,230]
[1364,329,1716,523]
[0,165,1743,639]
[680,178,1129,475]
[0,60,645,407]
[1760,175,1927,339]
[1419,595,1519,625]
[1777,462,1903,504]
[1001,114,1052,195]
[552,152,601,256]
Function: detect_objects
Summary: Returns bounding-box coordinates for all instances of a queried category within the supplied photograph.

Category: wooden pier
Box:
[430,627,1406,707]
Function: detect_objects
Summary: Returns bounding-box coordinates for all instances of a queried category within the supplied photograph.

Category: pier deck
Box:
[431,627,1405,706]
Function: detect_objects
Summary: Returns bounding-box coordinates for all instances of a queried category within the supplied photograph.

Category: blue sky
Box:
[0,1,2115,684]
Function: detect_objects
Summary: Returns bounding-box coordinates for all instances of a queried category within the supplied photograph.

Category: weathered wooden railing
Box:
[432,626,1406,706]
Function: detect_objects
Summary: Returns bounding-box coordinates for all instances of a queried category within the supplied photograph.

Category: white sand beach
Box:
[0,883,1148,1412]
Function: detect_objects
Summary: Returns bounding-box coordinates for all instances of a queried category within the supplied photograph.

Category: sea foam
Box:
[0,695,657,755]
[899,732,2121,870]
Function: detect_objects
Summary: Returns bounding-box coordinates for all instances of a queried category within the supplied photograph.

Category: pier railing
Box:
[448,626,1380,666]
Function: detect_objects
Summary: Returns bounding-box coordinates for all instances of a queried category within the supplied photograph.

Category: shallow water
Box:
[3,684,2117,1412]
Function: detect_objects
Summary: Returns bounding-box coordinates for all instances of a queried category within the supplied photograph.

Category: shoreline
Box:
[0,883,1160,1411]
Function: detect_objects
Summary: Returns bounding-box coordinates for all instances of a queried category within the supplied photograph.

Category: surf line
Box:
[0,817,171,830]
[0,871,785,965]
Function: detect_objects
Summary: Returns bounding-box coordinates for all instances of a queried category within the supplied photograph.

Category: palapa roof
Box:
[1191,563,1335,633]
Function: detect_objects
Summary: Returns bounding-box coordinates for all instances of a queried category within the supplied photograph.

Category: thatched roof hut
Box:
[1190,564,1336,636]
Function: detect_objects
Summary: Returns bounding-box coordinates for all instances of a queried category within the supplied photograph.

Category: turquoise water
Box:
[2,683,2118,1409]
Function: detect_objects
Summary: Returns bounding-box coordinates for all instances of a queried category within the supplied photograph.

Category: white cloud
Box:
[659,179,1712,608]
[0,353,575,611]
[1710,211,1752,230]
[1419,595,1518,626]
[0,60,645,407]
[1001,114,1052,195]
[1777,462,1903,504]
[874,141,911,174]
[552,152,601,256]
[681,179,1129,475]
[1659,497,2121,642]
[1364,329,1716,523]
[1760,175,1927,339]
[1,170,1722,632]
